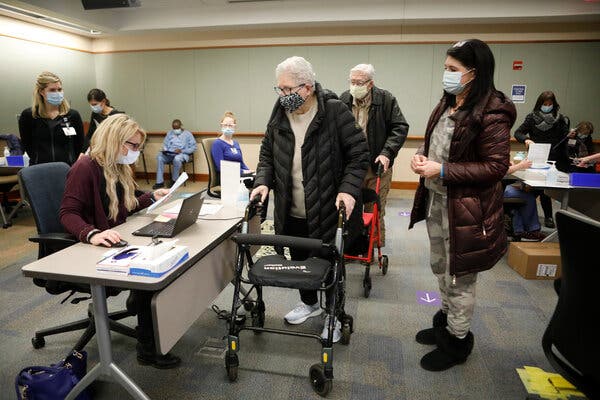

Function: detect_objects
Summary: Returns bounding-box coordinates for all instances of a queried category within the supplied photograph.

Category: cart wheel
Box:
[363,277,372,298]
[381,255,389,275]
[243,301,254,311]
[309,364,332,397]
[225,353,239,382]
[340,324,351,345]
[32,336,45,349]
[2,223,11,229]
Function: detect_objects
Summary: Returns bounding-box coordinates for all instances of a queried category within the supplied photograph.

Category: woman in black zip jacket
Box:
[19,71,84,166]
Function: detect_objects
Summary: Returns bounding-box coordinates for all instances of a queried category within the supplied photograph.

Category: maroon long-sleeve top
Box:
[60,156,153,243]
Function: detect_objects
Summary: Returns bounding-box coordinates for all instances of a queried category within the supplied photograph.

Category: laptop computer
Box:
[132,191,204,238]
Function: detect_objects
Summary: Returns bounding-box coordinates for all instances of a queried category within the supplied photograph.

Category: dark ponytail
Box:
[87,88,111,106]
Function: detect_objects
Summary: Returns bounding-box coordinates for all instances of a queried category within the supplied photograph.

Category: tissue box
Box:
[6,155,24,167]
[129,245,189,277]
[569,173,600,188]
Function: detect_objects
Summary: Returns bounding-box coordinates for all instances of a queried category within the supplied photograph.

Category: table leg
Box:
[65,284,150,400]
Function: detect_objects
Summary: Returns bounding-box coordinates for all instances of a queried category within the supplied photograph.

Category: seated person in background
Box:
[212,111,268,221]
[59,114,180,369]
[566,121,595,173]
[504,158,546,241]
[153,119,197,189]
[211,111,252,175]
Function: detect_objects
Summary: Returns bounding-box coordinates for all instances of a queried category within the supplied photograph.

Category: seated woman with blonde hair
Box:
[59,113,180,369]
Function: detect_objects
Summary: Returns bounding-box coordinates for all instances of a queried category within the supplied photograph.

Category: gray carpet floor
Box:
[0,198,559,399]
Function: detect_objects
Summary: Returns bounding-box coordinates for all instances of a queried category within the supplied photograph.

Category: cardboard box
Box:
[507,242,561,280]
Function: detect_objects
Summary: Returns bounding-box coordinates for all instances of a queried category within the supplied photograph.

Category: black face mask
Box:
[279,92,305,112]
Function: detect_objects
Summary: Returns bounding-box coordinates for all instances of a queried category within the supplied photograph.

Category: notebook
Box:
[133,191,203,238]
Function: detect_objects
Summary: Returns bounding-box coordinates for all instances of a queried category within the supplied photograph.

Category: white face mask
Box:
[117,149,140,165]
[442,69,472,95]
[349,84,369,100]
[173,129,182,135]
[90,104,103,113]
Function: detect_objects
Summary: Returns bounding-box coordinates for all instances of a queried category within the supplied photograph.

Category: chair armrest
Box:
[29,233,77,247]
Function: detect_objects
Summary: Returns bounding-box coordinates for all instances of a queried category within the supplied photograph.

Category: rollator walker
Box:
[344,163,389,298]
[225,199,353,397]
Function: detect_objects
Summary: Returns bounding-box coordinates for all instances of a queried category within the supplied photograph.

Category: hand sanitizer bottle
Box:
[23,151,30,167]
[546,161,558,185]
[3,146,9,158]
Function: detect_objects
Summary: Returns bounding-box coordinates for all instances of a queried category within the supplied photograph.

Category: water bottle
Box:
[3,146,9,157]
[237,181,249,210]
[546,161,558,185]
[23,151,30,167]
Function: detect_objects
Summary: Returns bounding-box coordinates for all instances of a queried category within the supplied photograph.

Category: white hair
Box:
[350,63,375,80]
[275,56,316,86]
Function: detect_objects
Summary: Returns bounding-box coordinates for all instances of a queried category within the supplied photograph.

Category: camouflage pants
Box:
[363,165,392,246]
[426,191,478,338]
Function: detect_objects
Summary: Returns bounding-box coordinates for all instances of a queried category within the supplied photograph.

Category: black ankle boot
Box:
[415,310,447,345]
[136,343,181,369]
[420,329,474,371]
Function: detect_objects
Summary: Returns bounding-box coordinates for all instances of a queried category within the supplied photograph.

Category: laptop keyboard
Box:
[138,221,175,236]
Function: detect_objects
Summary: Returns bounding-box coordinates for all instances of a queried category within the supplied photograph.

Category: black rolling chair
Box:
[542,210,600,399]
[201,137,221,198]
[19,162,136,351]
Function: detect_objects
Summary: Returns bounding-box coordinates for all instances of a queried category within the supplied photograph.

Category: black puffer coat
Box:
[254,83,370,244]
[409,91,516,277]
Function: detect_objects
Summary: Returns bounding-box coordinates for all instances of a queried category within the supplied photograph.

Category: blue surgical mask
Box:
[46,91,64,106]
[116,149,140,165]
[90,104,103,113]
[173,129,182,135]
[442,70,472,95]
[541,105,553,113]
[221,127,235,136]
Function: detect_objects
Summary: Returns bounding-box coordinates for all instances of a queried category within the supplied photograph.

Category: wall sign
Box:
[513,60,523,70]
[511,84,527,103]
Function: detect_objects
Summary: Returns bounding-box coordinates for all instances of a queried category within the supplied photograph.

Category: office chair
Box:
[19,162,137,351]
[542,210,600,399]
[166,151,196,185]
[201,137,221,198]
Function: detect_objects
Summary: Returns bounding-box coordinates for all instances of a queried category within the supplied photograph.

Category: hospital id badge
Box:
[567,139,576,146]
[63,127,77,136]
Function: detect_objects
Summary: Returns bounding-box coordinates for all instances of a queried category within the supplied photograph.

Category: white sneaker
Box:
[284,302,323,325]
[320,315,342,343]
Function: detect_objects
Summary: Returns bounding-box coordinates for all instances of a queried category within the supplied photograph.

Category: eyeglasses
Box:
[348,79,371,86]
[124,141,142,151]
[273,83,305,96]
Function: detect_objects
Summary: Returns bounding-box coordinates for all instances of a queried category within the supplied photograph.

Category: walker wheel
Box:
[225,353,239,382]
[226,365,238,382]
[362,277,371,298]
[381,255,389,275]
[309,364,332,397]
[32,336,45,349]
[340,324,351,345]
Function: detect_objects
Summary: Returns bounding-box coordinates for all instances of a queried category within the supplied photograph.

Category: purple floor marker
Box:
[416,290,441,306]
[398,211,411,217]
